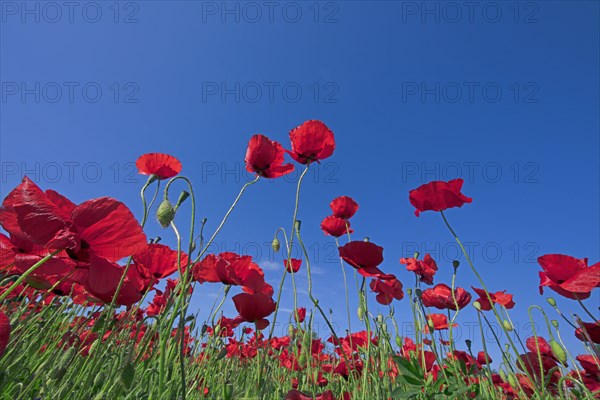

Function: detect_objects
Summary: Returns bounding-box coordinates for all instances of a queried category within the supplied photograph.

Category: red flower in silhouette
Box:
[330,196,358,219]
[409,179,472,217]
[400,254,438,285]
[338,241,394,279]
[370,276,404,305]
[575,321,600,344]
[232,292,276,330]
[136,153,182,179]
[288,120,335,164]
[245,134,294,178]
[537,254,600,299]
[320,216,353,237]
[421,284,471,310]
[0,311,10,357]
[285,258,302,273]
[471,287,515,311]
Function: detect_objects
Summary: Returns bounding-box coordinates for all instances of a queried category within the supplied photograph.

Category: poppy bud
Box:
[175,190,190,210]
[407,288,413,296]
[551,320,559,329]
[414,289,422,298]
[357,306,364,321]
[507,374,517,388]
[201,324,208,335]
[295,220,302,232]
[546,297,557,307]
[465,339,472,350]
[120,362,135,389]
[272,237,281,252]
[499,370,507,382]
[413,252,420,259]
[288,325,295,337]
[502,320,513,331]
[549,340,567,363]
[473,301,481,311]
[223,383,234,400]
[395,336,402,347]
[452,260,460,269]
[157,199,175,228]
[427,319,435,331]
[376,314,384,324]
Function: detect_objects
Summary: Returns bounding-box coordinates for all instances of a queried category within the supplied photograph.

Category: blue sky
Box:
[1,1,598,362]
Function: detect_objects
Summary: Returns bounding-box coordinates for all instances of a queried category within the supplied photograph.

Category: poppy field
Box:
[0,120,598,399]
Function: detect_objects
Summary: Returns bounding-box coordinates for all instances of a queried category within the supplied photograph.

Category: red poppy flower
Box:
[425,313,457,332]
[518,352,559,381]
[232,292,276,330]
[320,216,353,237]
[7,177,146,262]
[285,390,336,400]
[537,254,600,299]
[471,287,515,311]
[577,354,600,376]
[338,241,394,279]
[0,311,10,357]
[526,336,560,361]
[133,244,188,289]
[288,120,335,164]
[400,254,438,285]
[294,307,306,323]
[85,255,144,306]
[244,134,294,178]
[330,196,359,219]
[421,284,471,310]
[477,351,492,366]
[192,252,271,295]
[136,153,182,180]
[409,179,472,217]
[370,276,404,305]
[575,321,600,344]
[285,258,302,273]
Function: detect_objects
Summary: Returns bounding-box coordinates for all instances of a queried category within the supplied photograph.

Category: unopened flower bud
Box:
[376,314,384,324]
[294,220,301,232]
[427,319,435,331]
[357,306,364,321]
[415,289,422,298]
[546,297,557,307]
[465,339,472,350]
[551,320,559,329]
[413,251,420,259]
[473,301,481,311]
[502,320,513,331]
[549,340,567,363]
[507,374,517,388]
[175,190,190,209]
[157,199,175,228]
[272,237,281,252]
[120,362,135,389]
[395,336,402,347]
[452,260,460,269]
[288,325,295,337]
[407,288,413,296]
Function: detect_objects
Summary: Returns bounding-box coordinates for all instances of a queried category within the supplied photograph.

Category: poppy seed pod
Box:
[473,301,481,311]
[502,320,513,331]
[357,306,364,321]
[546,297,557,307]
[157,199,175,228]
[452,260,460,269]
[551,320,559,329]
[507,374,517,388]
[465,339,472,350]
[395,336,402,347]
